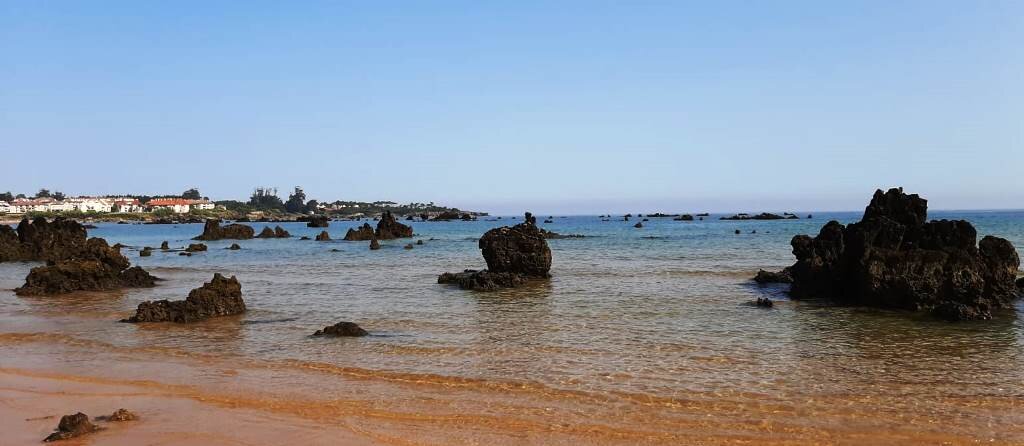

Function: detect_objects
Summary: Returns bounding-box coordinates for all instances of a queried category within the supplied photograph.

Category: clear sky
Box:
[2,1,1021,214]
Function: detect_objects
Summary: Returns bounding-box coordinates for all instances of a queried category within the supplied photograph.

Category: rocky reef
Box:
[0,217,89,262]
[344,211,413,241]
[193,219,254,240]
[256,225,291,238]
[313,321,368,337]
[776,188,1021,321]
[438,212,552,291]
[721,212,798,220]
[123,273,245,323]
[15,236,157,296]
[43,413,101,442]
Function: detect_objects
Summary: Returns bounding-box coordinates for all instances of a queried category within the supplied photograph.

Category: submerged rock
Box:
[404,243,414,250]
[313,321,368,337]
[97,408,138,422]
[437,269,527,291]
[634,222,643,228]
[754,268,793,284]
[756,297,774,308]
[44,412,101,442]
[783,188,1020,321]
[193,219,254,241]
[228,243,241,250]
[123,273,245,323]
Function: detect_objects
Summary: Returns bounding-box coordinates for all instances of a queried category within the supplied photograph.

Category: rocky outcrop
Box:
[344,212,412,241]
[15,238,157,296]
[316,231,331,241]
[306,215,330,228]
[782,188,1020,321]
[438,212,552,291]
[97,408,138,422]
[673,214,694,221]
[432,211,475,221]
[754,268,793,284]
[313,321,368,337]
[44,413,101,442]
[721,213,792,220]
[193,219,254,240]
[123,273,245,323]
[228,243,241,250]
[375,211,413,239]
[539,228,585,239]
[0,217,89,262]
[160,241,170,250]
[437,269,526,291]
[369,238,380,250]
[186,243,207,252]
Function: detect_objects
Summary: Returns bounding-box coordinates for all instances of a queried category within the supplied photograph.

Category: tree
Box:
[182,188,201,200]
[36,188,51,198]
[285,186,307,213]
[248,187,284,211]
[0,192,13,202]
[304,199,319,214]
[15,193,26,199]
[53,191,66,201]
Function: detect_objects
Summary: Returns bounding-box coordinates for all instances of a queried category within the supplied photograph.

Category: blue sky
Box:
[2,1,1021,214]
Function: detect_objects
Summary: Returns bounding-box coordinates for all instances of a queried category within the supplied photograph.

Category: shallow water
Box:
[2,211,1024,444]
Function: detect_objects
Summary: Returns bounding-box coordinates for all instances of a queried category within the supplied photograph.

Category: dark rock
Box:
[313,321,368,337]
[807,214,813,219]
[539,228,584,239]
[179,252,192,256]
[0,217,88,262]
[479,212,551,277]
[784,188,1020,320]
[186,243,207,252]
[721,213,791,220]
[634,222,643,228]
[123,273,245,323]
[376,211,413,239]
[274,226,290,238]
[97,408,138,422]
[543,219,554,223]
[1017,277,1024,289]
[431,211,462,221]
[404,243,414,249]
[228,243,241,250]
[438,269,527,291]
[416,239,424,245]
[160,241,169,250]
[306,215,330,228]
[343,223,374,241]
[193,219,254,241]
[754,268,793,284]
[44,412,101,442]
[673,214,694,221]
[756,297,774,308]
[15,238,157,295]
[256,226,276,238]
[734,229,741,234]
[139,248,152,257]
[315,231,330,241]
[369,238,380,250]
[300,236,311,240]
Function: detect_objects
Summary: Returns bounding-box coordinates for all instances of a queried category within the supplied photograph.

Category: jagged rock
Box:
[754,268,793,284]
[228,243,241,250]
[139,248,152,257]
[15,239,157,295]
[437,269,527,291]
[343,223,374,241]
[274,226,290,238]
[0,217,88,262]
[43,412,101,442]
[369,238,380,250]
[160,241,170,250]
[438,212,552,291]
[256,226,276,238]
[186,243,207,252]
[431,211,462,221]
[315,231,331,241]
[313,321,368,337]
[376,211,413,239]
[123,273,245,323]
[306,215,330,228]
[784,188,1020,321]
[756,297,774,308]
[97,408,138,422]
[193,219,254,241]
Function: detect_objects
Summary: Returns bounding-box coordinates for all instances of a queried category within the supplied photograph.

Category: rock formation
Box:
[754,268,793,284]
[44,413,101,442]
[316,231,331,241]
[186,243,207,252]
[673,214,694,221]
[313,321,368,337]
[228,243,241,250]
[437,212,552,291]
[123,273,245,323]
[369,238,380,250]
[721,213,792,220]
[98,408,138,422]
[781,188,1020,321]
[15,238,157,296]
[306,215,330,228]
[344,212,413,241]
[0,217,88,262]
[193,219,254,240]
[160,241,170,250]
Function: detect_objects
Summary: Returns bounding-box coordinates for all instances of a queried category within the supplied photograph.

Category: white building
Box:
[147,198,193,213]
[64,197,114,213]
[190,199,215,210]
[0,201,11,214]
[10,198,54,213]
[111,198,144,213]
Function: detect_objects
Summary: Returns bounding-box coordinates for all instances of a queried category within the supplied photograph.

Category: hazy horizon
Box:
[3,1,1021,214]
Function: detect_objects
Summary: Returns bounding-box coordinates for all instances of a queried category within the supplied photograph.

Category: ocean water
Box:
[2,211,1024,444]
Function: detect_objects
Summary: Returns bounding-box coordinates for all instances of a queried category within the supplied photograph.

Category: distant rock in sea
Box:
[123,273,245,323]
[315,231,331,241]
[777,187,1020,321]
[305,215,330,228]
[345,211,412,241]
[313,321,368,337]
[754,268,793,284]
[720,213,791,221]
[194,219,254,241]
[256,225,291,238]
[673,214,694,221]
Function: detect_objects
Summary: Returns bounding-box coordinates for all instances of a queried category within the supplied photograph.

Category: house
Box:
[0,201,11,214]
[65,197,114,213]
[147,198,193,213]
[10,198,54,213]
[189,199,215,210]
[111,198,143,213]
